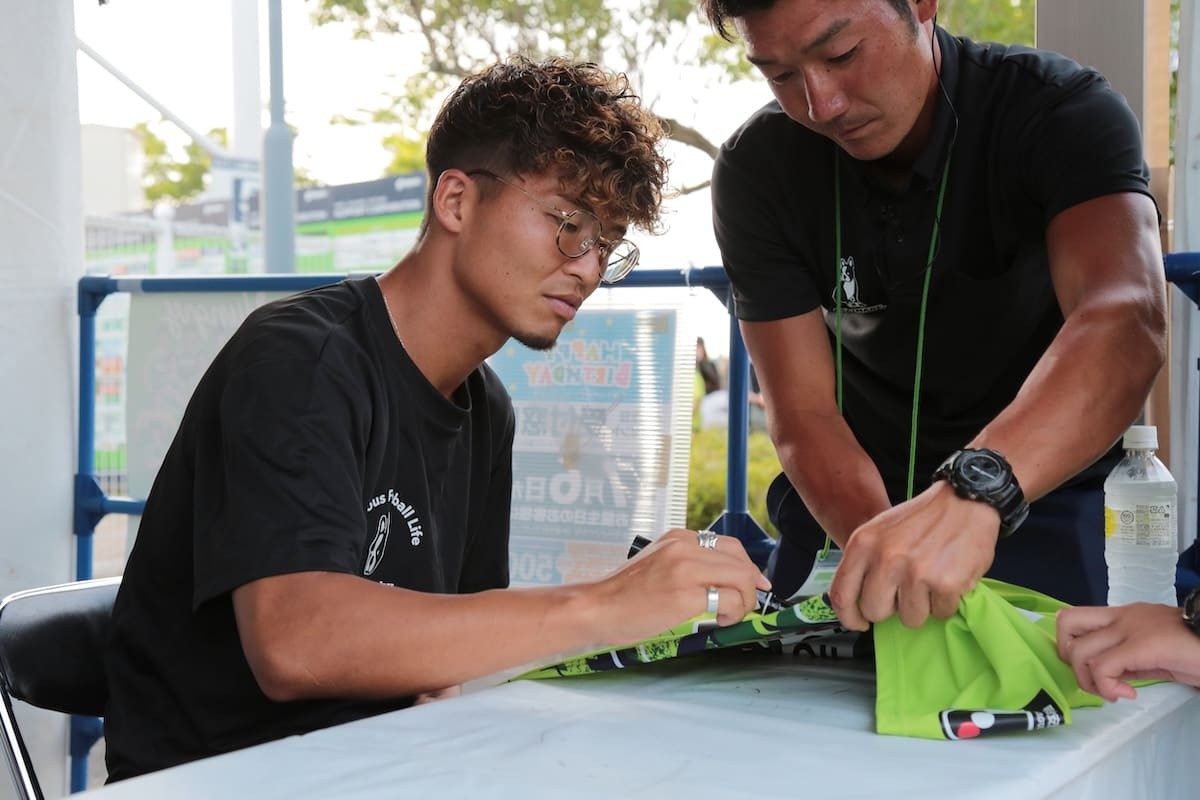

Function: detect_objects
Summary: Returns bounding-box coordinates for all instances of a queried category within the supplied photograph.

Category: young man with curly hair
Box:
[698,0,1165,630]
[103,57,769,780]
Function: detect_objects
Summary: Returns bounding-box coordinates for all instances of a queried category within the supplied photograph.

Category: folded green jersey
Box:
[874,579,1109,740]
[516,578,1146,740]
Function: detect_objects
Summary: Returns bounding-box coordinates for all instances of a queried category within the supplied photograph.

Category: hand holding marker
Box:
[626,533,785,615]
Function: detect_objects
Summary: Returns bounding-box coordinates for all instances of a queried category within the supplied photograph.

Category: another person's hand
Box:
[1056,603,1200,702]
[586,528,770,646]
[829,481,999,631]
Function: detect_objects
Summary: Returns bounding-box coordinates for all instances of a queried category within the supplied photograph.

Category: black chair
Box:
[0,578,119,800]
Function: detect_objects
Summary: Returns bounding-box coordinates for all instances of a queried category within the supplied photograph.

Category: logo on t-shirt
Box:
[363,513,390,576]
[364,489,426,575]
[832,256,885,314]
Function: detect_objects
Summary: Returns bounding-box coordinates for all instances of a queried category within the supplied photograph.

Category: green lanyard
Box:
[820,147,954,559]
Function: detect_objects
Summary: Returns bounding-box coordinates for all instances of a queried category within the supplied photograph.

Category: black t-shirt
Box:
[104,277,514,780]
[712,31,1150,498]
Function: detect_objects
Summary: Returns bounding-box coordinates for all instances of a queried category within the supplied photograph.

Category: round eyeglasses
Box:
[467,169,640,283]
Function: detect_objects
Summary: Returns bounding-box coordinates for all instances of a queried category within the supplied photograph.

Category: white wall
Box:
[0,2,85,797]
[81,123,145,216]
[1170,2,1199,548]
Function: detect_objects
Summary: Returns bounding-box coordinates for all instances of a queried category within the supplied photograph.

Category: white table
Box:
[80,652,1199,799]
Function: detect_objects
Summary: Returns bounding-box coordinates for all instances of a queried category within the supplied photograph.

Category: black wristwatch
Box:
[1182,588,1200,637]
[932,448,1029,539]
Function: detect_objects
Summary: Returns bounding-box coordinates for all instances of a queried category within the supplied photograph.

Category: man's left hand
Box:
[829,481,999,631]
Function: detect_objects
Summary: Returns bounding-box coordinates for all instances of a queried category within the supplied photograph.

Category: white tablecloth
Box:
[80,653,1199,799]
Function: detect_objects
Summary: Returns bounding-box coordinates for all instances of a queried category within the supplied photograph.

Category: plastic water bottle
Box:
[1104,425,1178,606]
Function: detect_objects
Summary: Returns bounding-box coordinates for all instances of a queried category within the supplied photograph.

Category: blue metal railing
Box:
[74,270,766,572]
[1165,251,1200,304]
[73,274,349,581]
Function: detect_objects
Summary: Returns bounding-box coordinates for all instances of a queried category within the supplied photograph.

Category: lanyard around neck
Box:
[818,150,952,562]
[827,145,954,547]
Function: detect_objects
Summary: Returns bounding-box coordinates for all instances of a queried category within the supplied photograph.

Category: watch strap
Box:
[934,449,1029,539]
[1183,588,1200,637]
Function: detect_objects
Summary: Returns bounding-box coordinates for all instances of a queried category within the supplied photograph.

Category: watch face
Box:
[956,450,1010,493]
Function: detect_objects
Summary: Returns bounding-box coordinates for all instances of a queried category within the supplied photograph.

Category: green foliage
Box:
[136,122,322,203]
[311,0,1053,179]
[938,0,1036,46]
[700,32,756,82]
[381,132,427,174]
[687,425,781,537]
[943,0,1179,167]
[293,167,324,189]
[310,0,743,178]
[135,123,227,204]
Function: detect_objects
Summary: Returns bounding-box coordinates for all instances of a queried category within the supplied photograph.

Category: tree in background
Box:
[135,123,227,204]
[380,130,426,175]
[135,121,321,205]
[313,0,750,193]
[313,0,1036,187]
[128,2,1051,206]
[939,0,1034,45]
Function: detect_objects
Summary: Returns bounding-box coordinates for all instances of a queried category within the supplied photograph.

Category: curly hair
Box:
[700,0,915,41]
[424,57,668,234]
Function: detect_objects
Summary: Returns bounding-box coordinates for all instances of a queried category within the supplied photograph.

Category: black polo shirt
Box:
[712,29,1152,498]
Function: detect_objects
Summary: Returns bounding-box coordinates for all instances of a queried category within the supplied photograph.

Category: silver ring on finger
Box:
[706,586,720,615]
[697,530,719,550]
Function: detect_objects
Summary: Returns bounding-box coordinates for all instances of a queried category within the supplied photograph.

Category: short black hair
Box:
[700,0,916,41]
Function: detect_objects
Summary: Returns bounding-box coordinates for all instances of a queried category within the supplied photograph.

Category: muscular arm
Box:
[970,192,1166,498]
[741,312,891,546]
[232,529,769,702]
[830,191,1167,630]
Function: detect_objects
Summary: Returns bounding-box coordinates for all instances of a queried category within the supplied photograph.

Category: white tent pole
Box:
[0,3,83,796]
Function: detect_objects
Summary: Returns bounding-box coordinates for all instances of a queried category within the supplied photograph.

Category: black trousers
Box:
[765,473,1108,607]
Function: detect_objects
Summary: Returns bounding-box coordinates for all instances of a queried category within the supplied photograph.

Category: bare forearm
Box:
[234,532,771,703]
[973,300,1165,501]
[772,412,891,547]
[739,314,891,544]
[975,192,1168,499]
[236,573,601,701]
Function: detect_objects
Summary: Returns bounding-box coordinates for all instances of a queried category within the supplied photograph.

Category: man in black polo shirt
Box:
[700,0,1167,629]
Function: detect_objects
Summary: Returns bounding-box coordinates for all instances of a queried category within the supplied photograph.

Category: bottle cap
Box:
[1123,424,1158,450]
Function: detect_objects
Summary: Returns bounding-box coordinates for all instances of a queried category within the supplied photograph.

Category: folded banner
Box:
[517,577,1147,740]
[875,578,1108,740]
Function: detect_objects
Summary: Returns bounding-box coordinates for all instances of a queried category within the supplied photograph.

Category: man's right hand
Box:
[233,534,765,702]
[584,529,771,647]
[829,481,999,631]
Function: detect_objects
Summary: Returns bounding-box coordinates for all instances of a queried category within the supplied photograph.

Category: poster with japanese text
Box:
[488,300,693,587]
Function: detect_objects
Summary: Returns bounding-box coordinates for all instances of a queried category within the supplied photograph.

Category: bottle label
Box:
[1104,501,1175,547]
